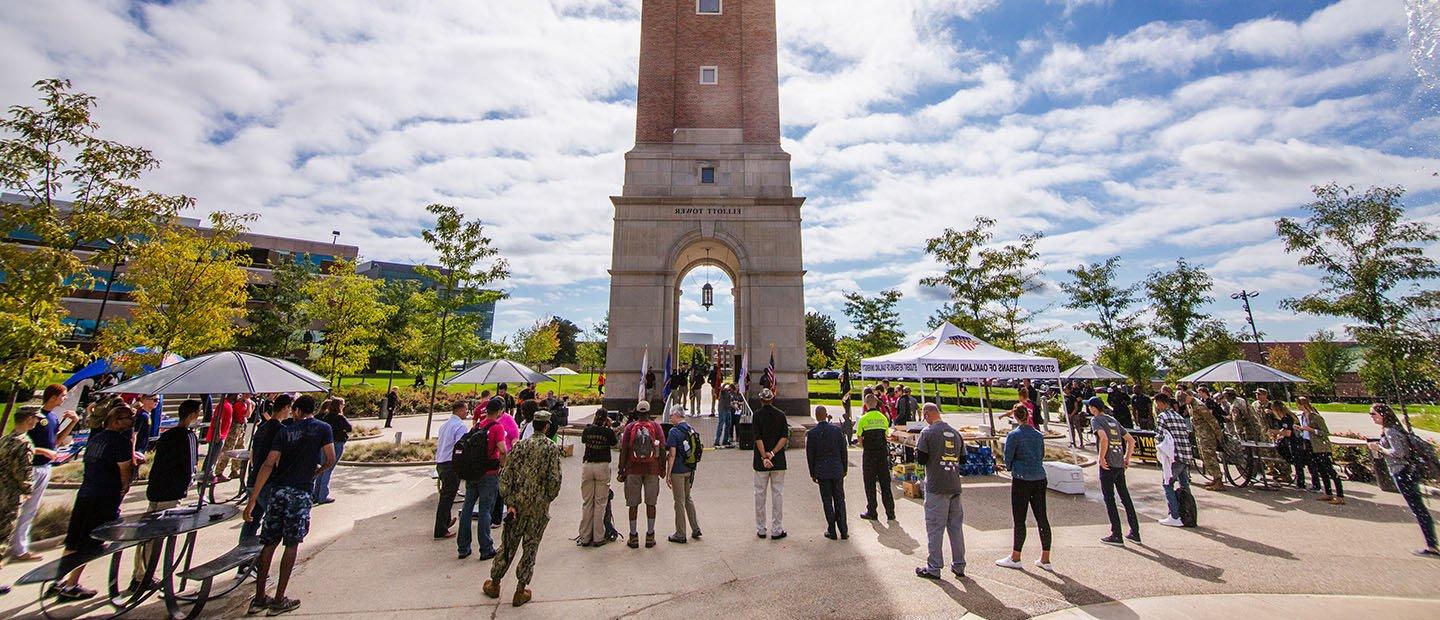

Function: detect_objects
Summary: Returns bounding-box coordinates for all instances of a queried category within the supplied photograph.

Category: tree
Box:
[578,341,606,385]
[1359,348,1433,402]
[374,279,424,393]
[1174,321,1244,377]
[414,204,509,438]
[1029,341,1085,371]
[806,341,830,373]
[0,79,188,426]
[97,212,253,372]
[1144,257,1214,356]
[805,311,838,359]
[514,320,560,368]
[920,216,1044,344]
[301,259,387,384]
[1061,257,1152,383]
[548,316,580,365]
[1276,183,1440,426]
[833,336,868,370]
[238,256,317,358]
[842,289,905,355]
[1060,256,1141,345]
[1098,337,1159,386]
[1266,345,1300,375]
[1299,330,1355,398]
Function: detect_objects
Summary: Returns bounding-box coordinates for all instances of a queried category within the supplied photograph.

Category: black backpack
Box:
[454,424,497,482]
[1405,432,1440,481]
[1176,486,1198,528]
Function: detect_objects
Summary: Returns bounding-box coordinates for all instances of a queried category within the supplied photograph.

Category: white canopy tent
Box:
[861,322,1060,428]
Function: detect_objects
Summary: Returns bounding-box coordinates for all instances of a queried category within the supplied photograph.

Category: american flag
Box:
[946,335,979,350]
[763,350,777,394]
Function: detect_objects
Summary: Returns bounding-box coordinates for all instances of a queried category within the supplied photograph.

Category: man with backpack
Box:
[618,401,666,549]
[455,400,507,560]
[666,407,703,543]
[434,401,470,540]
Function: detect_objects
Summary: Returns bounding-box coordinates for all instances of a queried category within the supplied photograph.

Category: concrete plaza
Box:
[3,405,1439,619]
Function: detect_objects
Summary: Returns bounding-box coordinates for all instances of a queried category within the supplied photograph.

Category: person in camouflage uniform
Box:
[1223,388,1261,442]
[1,407,41,595]
[1185,389,1224,491]
[484,411,562,608]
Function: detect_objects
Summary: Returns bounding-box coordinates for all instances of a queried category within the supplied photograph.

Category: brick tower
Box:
[604,0,808,415]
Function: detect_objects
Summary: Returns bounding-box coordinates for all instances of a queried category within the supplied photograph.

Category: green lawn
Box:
[336,371,604,395]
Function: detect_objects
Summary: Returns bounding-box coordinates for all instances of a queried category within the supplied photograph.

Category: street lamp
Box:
[94,236,133,338]
[331,230,341,244]
[1232,289,1265,363]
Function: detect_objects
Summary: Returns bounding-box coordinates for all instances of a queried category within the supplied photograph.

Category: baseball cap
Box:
[636,400,651,413]
[759,388,775,400]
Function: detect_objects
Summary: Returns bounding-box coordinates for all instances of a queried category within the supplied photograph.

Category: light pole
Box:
[1232,290,1265,364]
[94,236,133,338]
[331,230,341,245]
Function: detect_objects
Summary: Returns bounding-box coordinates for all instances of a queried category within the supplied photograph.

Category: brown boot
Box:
[1203,482,1225,492]
[482,580,500,599]
[512,588,532,607]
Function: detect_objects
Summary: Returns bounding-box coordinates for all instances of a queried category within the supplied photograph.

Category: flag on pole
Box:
[736,349,749,395]
[763,346,777,395]
[662,348,673,401]
[637,346,649,403]
[839,359,852,397]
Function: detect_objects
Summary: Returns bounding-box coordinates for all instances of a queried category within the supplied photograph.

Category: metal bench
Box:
[176,540,263,582]
[15,541,142,586]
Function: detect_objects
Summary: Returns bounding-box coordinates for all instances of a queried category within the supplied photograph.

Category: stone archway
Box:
[666,236,744,374]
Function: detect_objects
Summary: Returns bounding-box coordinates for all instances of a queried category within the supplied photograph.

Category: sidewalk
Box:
[1030,593,1440,620]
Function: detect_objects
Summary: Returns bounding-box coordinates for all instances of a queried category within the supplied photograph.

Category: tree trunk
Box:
[424,307,451,440]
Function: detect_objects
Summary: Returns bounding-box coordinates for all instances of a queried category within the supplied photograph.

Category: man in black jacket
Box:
[1108,383,1133,428]
[806,406,849,540]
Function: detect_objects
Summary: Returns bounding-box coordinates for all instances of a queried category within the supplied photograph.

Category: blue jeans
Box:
[1162,461,1191,519]
[241,485,275,541]
[312,440,345,501]
[1393,466,1438,548]
[459,474,500,555]
[715,410,734,445]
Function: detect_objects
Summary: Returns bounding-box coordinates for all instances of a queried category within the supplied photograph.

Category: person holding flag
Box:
[839,362,855,445]
[637,346,652,409]
[762,347,777,396]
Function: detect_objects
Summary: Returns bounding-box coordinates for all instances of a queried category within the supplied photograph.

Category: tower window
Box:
[700,66,718,84]
[697,0,721,15]
[700,164,716,184]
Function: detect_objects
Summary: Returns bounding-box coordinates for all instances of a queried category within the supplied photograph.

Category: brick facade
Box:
[635,0,781,145]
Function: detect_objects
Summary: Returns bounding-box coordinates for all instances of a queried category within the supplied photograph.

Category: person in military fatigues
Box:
[1187,389,1225,491]
[1,407,41,595]
[1223,388,1261,442]
[484,411,562,608]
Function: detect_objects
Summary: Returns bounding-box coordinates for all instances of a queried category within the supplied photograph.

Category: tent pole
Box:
[984,382,994,431]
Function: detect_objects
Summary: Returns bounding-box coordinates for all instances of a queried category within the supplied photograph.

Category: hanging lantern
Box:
[701,247,714,311]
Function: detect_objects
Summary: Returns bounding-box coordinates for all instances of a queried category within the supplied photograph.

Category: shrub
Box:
[33,503,72,540]
[351,424,382,438]
[344,439,436,463]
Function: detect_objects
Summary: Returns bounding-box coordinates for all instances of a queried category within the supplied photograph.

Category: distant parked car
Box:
[813,369,841,379]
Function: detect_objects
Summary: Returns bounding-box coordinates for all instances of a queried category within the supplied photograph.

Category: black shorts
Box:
[65,494,123,552]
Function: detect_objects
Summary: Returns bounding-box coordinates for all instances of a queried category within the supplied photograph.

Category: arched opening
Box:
[663,238,742,413]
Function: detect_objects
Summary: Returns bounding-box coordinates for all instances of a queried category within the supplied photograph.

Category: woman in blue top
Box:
[999,404,1053,571]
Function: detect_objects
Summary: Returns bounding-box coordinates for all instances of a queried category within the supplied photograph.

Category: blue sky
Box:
[2,0,1437,357]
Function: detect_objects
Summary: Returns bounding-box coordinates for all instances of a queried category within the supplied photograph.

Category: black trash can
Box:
[737,421,755,451]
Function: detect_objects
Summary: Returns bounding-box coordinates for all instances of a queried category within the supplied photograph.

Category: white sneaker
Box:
[1034,559,1054,572]
[1158,517,1183,527]
[994,556,1024,570]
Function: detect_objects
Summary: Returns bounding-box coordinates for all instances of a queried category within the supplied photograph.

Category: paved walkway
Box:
[1030,593,1440,619]
[5,400,1440,619]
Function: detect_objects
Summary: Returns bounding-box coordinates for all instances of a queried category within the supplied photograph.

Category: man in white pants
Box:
[11,384,79,561]
[751,389,789,540]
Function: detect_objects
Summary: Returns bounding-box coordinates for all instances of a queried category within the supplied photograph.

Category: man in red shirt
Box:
[618,401,666,549]
[207,395,236,482]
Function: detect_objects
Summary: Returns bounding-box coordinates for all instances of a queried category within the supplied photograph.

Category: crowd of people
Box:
[4,371,1438,613]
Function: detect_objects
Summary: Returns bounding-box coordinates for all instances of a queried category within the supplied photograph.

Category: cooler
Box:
[1043,461,1085,495]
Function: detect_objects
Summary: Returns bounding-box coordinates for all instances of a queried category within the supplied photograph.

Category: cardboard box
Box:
[561,444,575,458]
[903,481,924,499]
